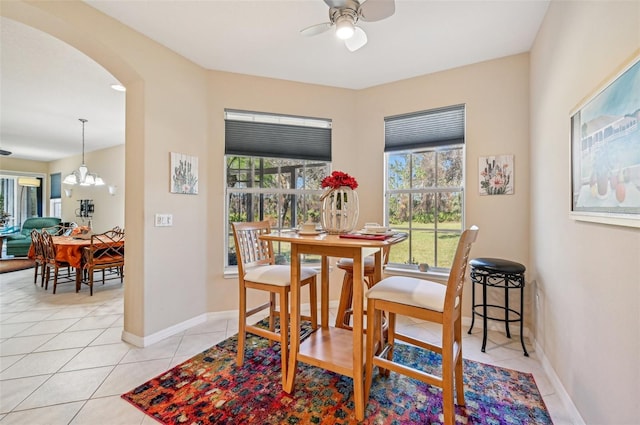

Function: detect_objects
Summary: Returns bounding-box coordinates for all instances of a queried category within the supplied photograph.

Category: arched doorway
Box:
[1,1,145,344]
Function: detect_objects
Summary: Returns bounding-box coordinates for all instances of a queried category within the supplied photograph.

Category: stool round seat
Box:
[337,256,376,271]
[468,257,528,356]
[469,258,525,274]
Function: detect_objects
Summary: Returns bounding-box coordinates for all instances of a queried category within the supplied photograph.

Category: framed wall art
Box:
[170,152,198,195]
[570,52,640,228]
[479,154,514,196]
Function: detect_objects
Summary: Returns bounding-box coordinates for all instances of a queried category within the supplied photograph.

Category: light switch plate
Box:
[155,213,173,227]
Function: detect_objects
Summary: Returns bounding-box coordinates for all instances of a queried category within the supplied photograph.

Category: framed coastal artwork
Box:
[170,152,199,195]
[479,154,514,196]
[570,52,640,228]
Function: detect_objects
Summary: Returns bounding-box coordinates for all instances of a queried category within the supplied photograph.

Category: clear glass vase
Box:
[320,187,359,234]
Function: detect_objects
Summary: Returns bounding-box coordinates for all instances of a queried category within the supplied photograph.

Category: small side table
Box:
[467,257,529,356]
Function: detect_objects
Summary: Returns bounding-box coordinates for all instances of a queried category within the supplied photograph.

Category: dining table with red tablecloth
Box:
[28,235,124,291]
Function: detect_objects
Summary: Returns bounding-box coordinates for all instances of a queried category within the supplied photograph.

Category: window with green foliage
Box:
[224,110,332,269]
[225,156,329,267]
[384,105,465,272]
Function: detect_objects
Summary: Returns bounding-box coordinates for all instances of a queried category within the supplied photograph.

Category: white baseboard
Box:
[122,300,339,348]
[462,316,583,423]
[121,313,208,348]
[534,339,585,425]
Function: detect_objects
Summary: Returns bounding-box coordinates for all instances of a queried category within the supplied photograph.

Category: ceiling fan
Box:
[301,0,396,52]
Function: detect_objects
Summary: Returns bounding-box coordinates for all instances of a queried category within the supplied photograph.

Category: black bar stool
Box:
[467,257,528,356]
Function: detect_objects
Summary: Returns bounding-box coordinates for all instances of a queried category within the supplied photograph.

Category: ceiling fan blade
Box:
[324,0,348,8]
[301,22,333,36]
[345,26,367,52]
[359,0,395,22]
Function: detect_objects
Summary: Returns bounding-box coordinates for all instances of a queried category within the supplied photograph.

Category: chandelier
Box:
[63,118,105,186]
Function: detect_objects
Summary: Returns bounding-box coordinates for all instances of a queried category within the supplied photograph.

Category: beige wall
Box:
[0,157,49,175]
[530,1,639,423]
[356,55,531,322]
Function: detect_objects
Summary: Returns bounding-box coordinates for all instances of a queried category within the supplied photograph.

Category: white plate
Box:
[298,230,323,235]
[358,229,396,236]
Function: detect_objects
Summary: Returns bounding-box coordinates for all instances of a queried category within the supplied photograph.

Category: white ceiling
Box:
[0,0,549,162]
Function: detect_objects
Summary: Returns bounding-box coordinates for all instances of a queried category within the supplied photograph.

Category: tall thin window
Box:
[50,173,62,218]
[384,105,465,272]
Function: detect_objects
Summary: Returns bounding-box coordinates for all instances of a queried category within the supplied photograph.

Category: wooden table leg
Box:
[75,267,82,292]
[321,255,329,328]
[284,244,300,393]
[352,249,365,421]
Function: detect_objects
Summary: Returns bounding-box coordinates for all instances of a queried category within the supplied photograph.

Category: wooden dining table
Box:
[259,230,407,421]
[29,235,124,291]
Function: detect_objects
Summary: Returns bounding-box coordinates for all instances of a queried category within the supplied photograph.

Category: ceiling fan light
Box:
[335,19,355,40]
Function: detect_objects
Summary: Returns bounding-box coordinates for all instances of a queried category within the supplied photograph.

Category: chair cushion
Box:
[366,276,448,312]
[244,265,318,287]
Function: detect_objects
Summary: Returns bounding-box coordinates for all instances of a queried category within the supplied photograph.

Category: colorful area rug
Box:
[0,259,35,274]
[122,322,552,424]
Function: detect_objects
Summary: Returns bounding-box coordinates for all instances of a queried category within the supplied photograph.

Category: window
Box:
[384,105,465,272]
[50,173,62,218]
[225,110,331,269]
[0,173,44,230]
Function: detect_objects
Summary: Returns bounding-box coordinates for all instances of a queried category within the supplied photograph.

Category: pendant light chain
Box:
[80,118,87,165]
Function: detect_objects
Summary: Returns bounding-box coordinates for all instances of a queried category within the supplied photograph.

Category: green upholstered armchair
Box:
[5,217,62,257]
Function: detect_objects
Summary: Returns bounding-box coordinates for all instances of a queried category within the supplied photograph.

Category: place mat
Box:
[339,233,390,240]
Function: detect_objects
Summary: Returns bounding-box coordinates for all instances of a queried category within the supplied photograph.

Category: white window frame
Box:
[224,155,329,273]
[384,144,465,274]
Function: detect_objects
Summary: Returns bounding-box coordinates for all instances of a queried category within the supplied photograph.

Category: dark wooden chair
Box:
[41,232,74,294]
[30,229,46,287]
[232,220,318,387]
[81,229,125,295]
[365,226,479,425]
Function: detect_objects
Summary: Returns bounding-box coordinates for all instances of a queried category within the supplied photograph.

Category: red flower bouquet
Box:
[321,171,358,190]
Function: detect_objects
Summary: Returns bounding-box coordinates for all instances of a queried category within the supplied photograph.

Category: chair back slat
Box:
[232,221,275,277]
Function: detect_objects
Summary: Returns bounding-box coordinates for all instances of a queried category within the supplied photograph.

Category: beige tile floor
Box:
[0,267,573,424]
